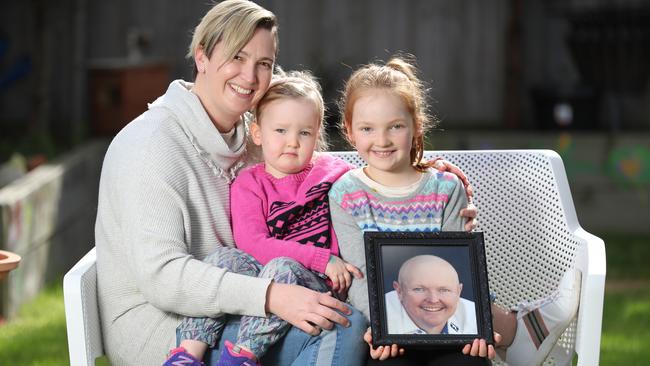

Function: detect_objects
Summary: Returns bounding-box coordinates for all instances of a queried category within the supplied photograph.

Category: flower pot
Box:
[0,250,21,281]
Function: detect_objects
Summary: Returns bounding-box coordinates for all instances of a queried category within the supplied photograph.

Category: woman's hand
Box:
[325,255,363,293]
[459,200,478,232]
[461,332,502,359]
[432,159,474,198]
[364,328,404,360]
[265,282,352,335]
[433,159,478,232]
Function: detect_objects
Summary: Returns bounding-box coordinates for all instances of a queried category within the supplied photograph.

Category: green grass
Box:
[0,234,648,365]
[598,233,650,366]
[600,288,650,365]
[0,280,69,365]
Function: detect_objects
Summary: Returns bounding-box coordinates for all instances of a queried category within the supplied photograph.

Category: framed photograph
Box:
[364,231,493,348]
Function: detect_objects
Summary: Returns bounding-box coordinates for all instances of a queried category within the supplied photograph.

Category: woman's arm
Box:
[433,159,477,231]
[431,158,473,197]
[118,149,270,318]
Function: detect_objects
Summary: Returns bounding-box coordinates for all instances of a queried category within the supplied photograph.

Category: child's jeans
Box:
[202,309,368,366]
[176,246,365,364]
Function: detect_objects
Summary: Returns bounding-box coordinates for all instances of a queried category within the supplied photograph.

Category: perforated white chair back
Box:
[331,150,605,366]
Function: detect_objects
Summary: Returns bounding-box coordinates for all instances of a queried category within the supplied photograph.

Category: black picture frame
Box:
[364,231,493,349]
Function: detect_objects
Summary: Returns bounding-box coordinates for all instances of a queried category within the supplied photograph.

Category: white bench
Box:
[64,150,606,365]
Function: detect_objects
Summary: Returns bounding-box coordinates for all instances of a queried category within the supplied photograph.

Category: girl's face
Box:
[251,98,321,178]
[349,89,416,185]
[194,28,276,131]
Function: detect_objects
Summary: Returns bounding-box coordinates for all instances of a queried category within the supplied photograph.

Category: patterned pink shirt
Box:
[231,154,352,274]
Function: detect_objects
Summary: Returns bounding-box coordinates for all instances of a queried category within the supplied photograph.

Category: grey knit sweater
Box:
[95,80,270,365]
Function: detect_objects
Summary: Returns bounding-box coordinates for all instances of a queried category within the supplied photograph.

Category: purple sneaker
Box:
[216,340,260,366]
[163,347,204,366]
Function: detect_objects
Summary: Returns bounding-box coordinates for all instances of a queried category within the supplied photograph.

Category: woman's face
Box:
[195,28,276,131]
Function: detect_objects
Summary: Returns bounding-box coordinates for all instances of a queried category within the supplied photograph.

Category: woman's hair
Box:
[338,55,439,171]
[253,68,328,151]
[187,0,278,77]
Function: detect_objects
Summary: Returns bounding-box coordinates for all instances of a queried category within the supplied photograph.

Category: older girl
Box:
[329,56,580,365]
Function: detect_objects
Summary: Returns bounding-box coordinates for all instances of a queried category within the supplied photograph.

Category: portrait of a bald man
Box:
[385,255,477,335]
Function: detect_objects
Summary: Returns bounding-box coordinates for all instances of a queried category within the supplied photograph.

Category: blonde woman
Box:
[95,1,366,365]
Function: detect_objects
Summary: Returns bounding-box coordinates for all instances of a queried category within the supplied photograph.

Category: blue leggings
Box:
[177,246,331,358]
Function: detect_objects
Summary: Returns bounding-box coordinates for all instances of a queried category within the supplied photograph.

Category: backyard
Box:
[0,233,648,365]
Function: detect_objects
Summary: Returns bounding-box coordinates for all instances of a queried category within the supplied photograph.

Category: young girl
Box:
[166,70,365,366]
[329,56,581,365]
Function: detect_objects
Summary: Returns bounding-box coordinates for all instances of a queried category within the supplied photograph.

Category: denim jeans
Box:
[175,246,368,365]
[202,307,368,366]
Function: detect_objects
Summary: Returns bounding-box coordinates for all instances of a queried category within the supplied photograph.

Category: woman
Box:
[95,1,365,365]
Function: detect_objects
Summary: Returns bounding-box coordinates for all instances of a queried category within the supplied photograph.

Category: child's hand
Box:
[325,255,363,292]
[364,328,404,360]
[460,332,501,359]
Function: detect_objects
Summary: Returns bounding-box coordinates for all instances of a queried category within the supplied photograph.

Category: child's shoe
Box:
[216,340,260,366]
[163,347,204,366]
[505,269,581,366]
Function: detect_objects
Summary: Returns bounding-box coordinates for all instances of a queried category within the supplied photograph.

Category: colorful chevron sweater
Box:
[231,153,352,274]
[328,167,468,319]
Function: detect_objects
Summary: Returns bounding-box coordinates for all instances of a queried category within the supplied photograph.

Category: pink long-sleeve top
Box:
[230,153,352,274]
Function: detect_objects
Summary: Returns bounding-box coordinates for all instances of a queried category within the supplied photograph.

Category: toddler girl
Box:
[167,70,364,366]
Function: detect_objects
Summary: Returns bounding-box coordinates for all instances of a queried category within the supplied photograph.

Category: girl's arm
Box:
[231,181,332,274]
[441,174,499,359]
[331,199,398,359]
[441,174,470,231]
[330,200,371,320]
[326,224,362,294]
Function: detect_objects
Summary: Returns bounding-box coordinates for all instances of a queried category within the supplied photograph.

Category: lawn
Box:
[600,287,650,365]
[0,234,648,365]
[0,279,68,366]
[598,234,650,365]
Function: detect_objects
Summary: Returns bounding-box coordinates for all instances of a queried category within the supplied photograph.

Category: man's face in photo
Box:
[393,256,463,334]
